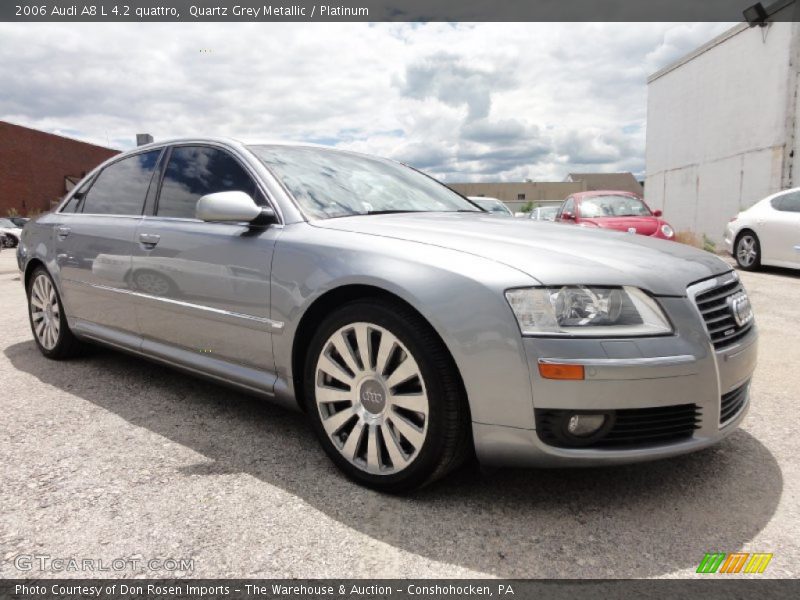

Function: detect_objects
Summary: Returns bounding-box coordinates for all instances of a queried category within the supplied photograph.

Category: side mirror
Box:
[562,211,575,221]
[653,209,663,217]
[196,191,277,225]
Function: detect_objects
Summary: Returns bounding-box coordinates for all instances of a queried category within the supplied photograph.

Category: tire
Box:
[304,300,471,493]
[2,235,16,249]
[735,231,761,271]
[26,266,85,359]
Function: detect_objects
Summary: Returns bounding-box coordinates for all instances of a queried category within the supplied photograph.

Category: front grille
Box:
[536,404,701,449]
[693,278,753,350]
[720,381,749,426]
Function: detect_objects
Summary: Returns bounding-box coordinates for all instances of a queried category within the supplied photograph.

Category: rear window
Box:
[81,151,160,215]
[772,191,800,212]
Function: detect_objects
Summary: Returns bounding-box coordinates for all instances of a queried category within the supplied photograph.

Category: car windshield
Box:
[533,207,558,218]
[249,145,481,219]
[0,218,17,228]
[579,195,651,218]
[471,198,511,215]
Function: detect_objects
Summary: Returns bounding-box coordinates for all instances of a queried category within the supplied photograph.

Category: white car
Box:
[0,218,22,248]
[529,206,559,221]
[724,188,800,270]
[467,196,514,217]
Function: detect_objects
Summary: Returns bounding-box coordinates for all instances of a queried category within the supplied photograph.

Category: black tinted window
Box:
[773,191,800,212]
[61,178,93,213]
[157,146,258,219]
[81,151,160,215]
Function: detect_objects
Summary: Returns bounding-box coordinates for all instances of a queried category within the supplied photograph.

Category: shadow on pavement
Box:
[5,340,783,578]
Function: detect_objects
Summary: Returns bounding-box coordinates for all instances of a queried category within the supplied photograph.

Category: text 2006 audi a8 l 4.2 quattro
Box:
[17,139,757,492]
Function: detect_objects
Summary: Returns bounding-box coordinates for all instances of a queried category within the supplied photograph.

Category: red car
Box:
[556,190,676,240]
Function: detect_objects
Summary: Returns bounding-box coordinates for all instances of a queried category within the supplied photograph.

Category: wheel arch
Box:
[290,283,469,416]
[23,257,47,291]
[735,227,759,245]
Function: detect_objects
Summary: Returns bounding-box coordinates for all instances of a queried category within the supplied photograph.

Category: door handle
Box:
[138,233,161,248]
[56,226,71,239]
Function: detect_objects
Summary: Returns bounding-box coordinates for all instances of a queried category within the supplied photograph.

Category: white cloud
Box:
[0,21,734,182]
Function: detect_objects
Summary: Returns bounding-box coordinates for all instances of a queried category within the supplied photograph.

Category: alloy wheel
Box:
[314,322,429,475]
[29,273,61,350]
[737,235,758,267]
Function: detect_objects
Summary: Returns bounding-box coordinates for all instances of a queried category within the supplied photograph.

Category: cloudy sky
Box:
[1,22,733,182]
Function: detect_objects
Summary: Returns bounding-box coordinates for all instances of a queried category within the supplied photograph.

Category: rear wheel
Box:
[735,231,761,271]
[304,300,470,492]
[27,267,84,359]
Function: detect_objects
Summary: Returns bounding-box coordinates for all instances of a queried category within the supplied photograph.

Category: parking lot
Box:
[0,248,798,579]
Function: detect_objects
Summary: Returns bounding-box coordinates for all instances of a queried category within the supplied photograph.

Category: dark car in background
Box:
[9,217,30,228]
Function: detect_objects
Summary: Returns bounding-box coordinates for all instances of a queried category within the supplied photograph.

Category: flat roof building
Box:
[645,2,799,245]
[448,181,586,212]
[0,121,119,216]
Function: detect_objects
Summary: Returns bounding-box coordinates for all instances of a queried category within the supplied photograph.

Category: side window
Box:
[773,191,800,212]
[156,146,260,219]
[61,176,97,213]
[80,151,160,215]
[561,198,575,218]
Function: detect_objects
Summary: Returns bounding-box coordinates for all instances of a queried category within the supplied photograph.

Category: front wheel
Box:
[735,231,761,271]
[304,300,470,492]
[2,235,16,248]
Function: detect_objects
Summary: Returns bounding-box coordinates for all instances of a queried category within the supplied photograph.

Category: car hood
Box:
[580,216,664,235]
[312,213,730,295]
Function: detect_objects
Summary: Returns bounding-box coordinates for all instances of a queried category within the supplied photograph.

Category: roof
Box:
[565,172,643,195]
[572,190,642,199]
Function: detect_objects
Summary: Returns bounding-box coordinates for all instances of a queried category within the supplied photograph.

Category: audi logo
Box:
[727,291,753,328]
[361,390,384,405]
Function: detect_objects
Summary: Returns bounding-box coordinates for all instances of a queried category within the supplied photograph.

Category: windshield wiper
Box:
[361,209,482,216]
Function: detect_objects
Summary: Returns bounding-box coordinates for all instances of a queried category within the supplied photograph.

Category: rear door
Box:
[762,191,800,264]
[55,149,162,343]
[132,144,281,382]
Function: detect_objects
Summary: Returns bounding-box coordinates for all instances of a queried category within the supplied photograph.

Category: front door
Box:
[132,145,280,382]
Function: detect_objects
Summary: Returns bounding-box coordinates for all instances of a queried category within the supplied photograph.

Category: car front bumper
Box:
[472,288,758,468]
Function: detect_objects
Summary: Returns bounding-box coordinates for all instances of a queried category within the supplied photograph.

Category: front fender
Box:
[270,223,539,429]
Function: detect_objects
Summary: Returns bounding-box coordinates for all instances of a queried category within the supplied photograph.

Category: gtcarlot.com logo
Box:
[13,554,194,573]
[697,552,773,574]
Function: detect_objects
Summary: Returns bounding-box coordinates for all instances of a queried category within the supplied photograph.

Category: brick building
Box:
[0,121,119,216]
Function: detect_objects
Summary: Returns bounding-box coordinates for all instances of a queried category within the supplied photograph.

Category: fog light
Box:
[566,414,606,437]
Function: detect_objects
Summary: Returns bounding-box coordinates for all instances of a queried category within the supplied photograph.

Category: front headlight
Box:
[505,286,673,337]
[660,224,674,238]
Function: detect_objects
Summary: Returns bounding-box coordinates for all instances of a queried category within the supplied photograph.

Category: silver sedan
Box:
[17,139,758,492]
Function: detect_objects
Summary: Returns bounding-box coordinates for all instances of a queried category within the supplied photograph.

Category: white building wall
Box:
[645,22,794,245]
